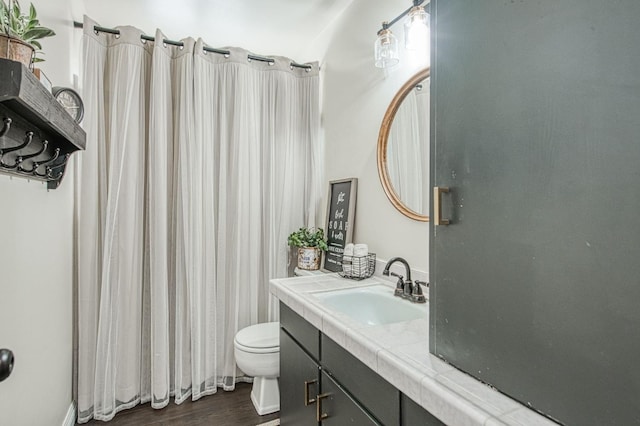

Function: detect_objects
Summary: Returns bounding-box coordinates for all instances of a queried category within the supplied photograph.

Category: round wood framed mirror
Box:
[377,68,430,222]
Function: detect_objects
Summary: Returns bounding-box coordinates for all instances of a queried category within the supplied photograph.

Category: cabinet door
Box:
[319,370,380,426]
[321,334,399,425]
[280,329,320,426]
[401,394,444,426]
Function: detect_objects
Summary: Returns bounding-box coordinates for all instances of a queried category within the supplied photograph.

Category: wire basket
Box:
[339,253,376,280]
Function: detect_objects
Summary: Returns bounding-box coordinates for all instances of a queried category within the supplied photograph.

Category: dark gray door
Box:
[429,1,640,425]
[280,329,320,426]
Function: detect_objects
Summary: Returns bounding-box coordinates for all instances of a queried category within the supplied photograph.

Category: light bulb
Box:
[404,6,429,51]
[374,27,399,69]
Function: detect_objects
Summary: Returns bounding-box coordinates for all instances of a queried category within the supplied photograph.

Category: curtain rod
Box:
[73,21,313,70]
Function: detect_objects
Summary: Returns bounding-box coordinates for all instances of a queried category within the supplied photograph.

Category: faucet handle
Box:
[411,281,427,303]
[390,272,405,297]
[389,272,404,282]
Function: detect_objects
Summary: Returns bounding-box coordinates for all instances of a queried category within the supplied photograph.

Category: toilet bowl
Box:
[234,321,280,415]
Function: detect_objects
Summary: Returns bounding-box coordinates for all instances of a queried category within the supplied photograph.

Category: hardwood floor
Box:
[81,383,279,426]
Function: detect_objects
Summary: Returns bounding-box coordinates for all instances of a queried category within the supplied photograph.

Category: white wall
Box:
[317,0,430,271]
[0,0,82,424]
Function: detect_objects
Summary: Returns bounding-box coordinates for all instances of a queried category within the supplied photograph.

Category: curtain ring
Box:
[163,42,167,48]
[268,61,274,66]
[114,33,120,39]
[224,53,230,58]
[93,29,99,35]
[140,37,147,44]
[179,45,184,50]
[247,57,252,63]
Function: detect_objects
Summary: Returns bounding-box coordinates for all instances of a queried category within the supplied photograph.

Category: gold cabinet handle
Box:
[433,186,450,226]
[316,392,331,422]
[304,379,317,406]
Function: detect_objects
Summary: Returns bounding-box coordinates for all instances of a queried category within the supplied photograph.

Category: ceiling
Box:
[83,0,357,61]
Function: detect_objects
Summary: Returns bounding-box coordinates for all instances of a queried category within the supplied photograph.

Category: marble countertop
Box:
[270,273,558,426]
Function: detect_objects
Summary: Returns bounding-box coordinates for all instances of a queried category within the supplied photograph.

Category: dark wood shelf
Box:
[0,58,85,189]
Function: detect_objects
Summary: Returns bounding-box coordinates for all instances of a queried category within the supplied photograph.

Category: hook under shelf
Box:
[33,148,61,178]
[0,118,11,137]
[0,131,33,156]
[15,140,49,172]
[0,132,34,169]
[45,153,71,181]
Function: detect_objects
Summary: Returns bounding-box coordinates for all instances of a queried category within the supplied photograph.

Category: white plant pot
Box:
[297,247,321,270]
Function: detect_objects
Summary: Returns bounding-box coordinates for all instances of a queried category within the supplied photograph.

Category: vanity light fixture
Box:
[374,0,429,69]
[374,22,400,68]
[404,4,429,50]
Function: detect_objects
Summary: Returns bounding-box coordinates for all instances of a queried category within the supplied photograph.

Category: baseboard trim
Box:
[63,401,76,426]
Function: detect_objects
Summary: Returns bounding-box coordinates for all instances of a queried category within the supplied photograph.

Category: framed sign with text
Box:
[323,178,358,272]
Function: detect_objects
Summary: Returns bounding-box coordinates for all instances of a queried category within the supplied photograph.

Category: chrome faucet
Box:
[382,257,426,303]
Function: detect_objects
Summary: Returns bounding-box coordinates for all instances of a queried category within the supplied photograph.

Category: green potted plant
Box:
[288,227,328,271]
[0,0,55,67]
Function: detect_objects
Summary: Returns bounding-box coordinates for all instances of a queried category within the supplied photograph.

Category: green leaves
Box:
[0,1,55,62]
[288,227,328,251]
[22,27,54,42]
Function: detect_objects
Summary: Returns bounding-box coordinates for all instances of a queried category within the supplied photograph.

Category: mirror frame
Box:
[376,67,430,222]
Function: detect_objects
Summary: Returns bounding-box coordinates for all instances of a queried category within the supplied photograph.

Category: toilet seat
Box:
[234,322,279,354]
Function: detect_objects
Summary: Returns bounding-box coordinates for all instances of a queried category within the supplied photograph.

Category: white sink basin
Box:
[312,284,427,326]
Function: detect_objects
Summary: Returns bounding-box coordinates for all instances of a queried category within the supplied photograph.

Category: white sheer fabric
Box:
[77,16,322,423]
[387,77,430,215]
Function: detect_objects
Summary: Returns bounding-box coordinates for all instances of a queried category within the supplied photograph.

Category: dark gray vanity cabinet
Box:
[279,302,440,425]
[280,303,383,425]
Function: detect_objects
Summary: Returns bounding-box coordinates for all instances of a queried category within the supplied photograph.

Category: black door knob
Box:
[0,348,14,382]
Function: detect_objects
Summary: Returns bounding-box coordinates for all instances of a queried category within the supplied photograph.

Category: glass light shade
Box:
[374,28,399,68]
[404,6,429,51]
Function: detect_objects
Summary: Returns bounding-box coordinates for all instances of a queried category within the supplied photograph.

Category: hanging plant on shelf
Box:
[0,0,55,67]
[287,227,328,271]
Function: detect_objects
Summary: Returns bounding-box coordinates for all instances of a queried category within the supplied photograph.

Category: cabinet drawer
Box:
[280,302,320,361]
[321,334,400,426]
[401,394,445,426]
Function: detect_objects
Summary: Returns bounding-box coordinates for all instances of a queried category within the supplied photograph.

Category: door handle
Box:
[316,392,331,421]
[433,186,450,226]
[304,379,317,406]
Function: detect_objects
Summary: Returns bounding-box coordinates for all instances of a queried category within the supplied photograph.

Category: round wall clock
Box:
[52,86,84,124]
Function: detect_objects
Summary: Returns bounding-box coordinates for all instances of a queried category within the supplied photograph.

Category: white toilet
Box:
[234,321,280,415]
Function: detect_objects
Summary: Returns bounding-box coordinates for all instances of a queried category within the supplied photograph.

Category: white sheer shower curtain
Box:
[77,17,322,423]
